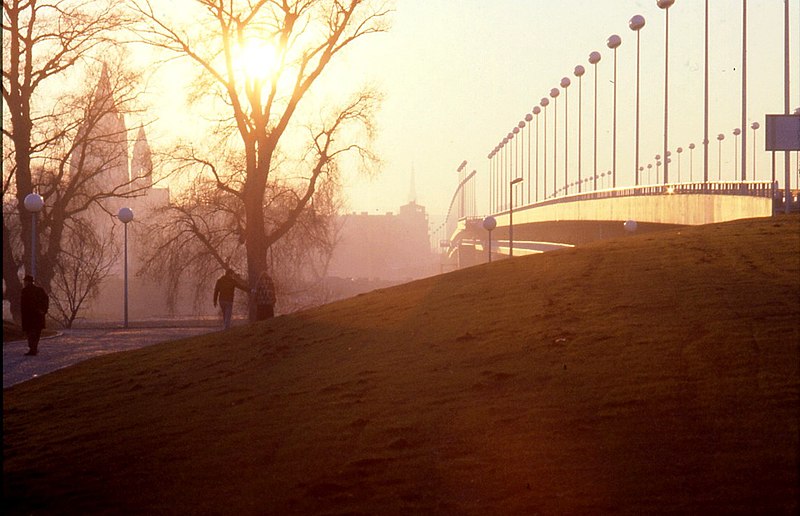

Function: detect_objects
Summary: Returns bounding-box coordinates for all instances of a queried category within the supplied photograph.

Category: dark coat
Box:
[21,284,49,332]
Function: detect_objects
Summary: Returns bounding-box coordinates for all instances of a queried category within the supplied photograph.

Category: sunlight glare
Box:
[233,39,278,83]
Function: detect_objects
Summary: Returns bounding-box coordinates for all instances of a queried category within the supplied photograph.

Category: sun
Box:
[232,39,278,83]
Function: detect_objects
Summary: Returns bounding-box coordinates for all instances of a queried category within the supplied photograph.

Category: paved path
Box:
[4,327,216,389]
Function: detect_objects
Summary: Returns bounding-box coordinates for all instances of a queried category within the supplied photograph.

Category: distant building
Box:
[67,65,185,321]
[327,201,436,282]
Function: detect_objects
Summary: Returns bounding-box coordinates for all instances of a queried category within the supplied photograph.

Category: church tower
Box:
[131,125,153,190]
[70,63,130,197]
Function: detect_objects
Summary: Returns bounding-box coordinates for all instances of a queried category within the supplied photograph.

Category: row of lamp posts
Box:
[23,193,134,328]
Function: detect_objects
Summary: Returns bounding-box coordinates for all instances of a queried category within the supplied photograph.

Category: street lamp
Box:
[574,65,585,192]
[533,106,541,202]
[483,216,497,263]
[525,114,533,203]
[607,34,621,188]
[655,154,662,179]
[733,128,741,180]
[751,122,760,180]
[717,133,725,180]
[508,131,515,210]
[118,207,134,328]
[588,50,602,191]
[629,14,646,185]
[540,97,550,199]
[647,163,653,184]
[561,76,571,195]
[509,177,523,257]
[23,193,44,278]
[689,143,696,182]
[658,0,676,184]
[487,149,495,214]
[549,87,560,198]
[676,147,683,183]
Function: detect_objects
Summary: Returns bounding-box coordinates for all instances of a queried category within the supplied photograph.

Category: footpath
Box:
[4,326,216,389]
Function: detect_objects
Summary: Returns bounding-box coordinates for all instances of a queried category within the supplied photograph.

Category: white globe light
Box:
[607,34,622,49]
[540,97,549,107]
[560,77,571,88]
[751,122,760,130]
[588,51,601,64]
[549,88,559,98]
[483,216,497,231]
[533,106,541,115]
[525,113,533,122]
[574,65,585,77]
[733,128,741,136]
[24,193,44,213]
[118,207,134,224]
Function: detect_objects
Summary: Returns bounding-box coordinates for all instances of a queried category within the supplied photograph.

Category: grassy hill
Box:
[4,215,799,515]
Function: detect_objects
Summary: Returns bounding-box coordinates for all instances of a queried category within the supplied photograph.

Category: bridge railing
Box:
[509,181,776,213]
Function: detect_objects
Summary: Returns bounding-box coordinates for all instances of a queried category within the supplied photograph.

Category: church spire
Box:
[131,125,153,190]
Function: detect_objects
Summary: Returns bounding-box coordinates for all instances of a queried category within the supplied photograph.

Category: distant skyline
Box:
[338,0,799,217]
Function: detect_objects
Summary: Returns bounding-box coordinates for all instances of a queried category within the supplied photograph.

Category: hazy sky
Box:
[144,0,799,219]
[337,0,799,218]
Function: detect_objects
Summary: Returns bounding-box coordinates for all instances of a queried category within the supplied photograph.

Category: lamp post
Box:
[741,0,748,182]
[561,77,571,195]
[607,34,621,188]
[503,137,510,210]
[487,150,494,213]
[118,207,134,329]
[676,147,683,183]
[689,143,696,182]
[509,131,516,210]
[717,133,725,181]
[588,51,601,191]
[658,0,676,184]
[733,128,741,180]
[483,216,497,263]
[751,122,760,180]
[509,177,523,257]
[629,15,646,186]
[655,154,661,180]
[549,87,560,198]
[23,193,44,278]
[574,65,585,192]
[525,114,532,203]
[533,106,541,202]
[703,0,710,185]
[647,163,653,184]
[541,97,549,199]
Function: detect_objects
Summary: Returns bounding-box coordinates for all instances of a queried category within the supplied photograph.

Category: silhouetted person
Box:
[253,271,276,321]
[20,274,49,356]
[213,269,246,330]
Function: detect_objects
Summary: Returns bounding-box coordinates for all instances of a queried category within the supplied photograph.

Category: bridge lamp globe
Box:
[717,133,725,180]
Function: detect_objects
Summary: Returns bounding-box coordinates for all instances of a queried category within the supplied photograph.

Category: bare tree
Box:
[130,0,390,320]
[2,0,148,323]
[48,218,119,328]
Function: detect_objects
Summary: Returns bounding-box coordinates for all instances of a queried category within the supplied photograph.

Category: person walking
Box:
[213,269,245,330]
[20,274,49,356]
[253,271,277,321]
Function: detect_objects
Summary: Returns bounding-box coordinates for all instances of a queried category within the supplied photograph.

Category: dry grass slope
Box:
[4,216,799,515]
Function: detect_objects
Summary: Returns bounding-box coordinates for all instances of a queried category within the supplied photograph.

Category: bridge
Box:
[430,2,799,269]
[436,177,795,269]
